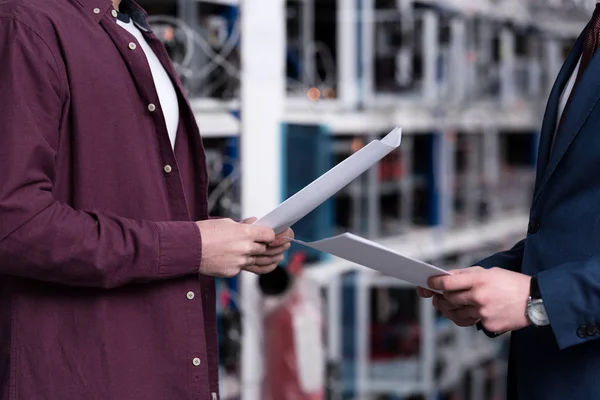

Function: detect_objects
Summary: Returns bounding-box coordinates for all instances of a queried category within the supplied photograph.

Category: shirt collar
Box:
[118,0,151,31]
[115,10,130,24]
[75,0,150,31]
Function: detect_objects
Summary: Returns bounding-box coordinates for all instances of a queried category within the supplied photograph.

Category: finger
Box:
[263,242,291,256]
[286,228,295,239]
[274,227,294,241]
[242,217,258,224]
[248,242,268,255]
[244,256,256,267]
[444,289,477,306]
[416,287,434,298]
[253,254,285,266]
[433,294,462,314]
[447,306,480,327]
[249,226,276,244]
[270,233,293,247]
[428,273,477,292]
[244,263,278,275]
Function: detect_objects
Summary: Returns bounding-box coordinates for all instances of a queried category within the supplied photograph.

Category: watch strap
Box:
[476,321,504,338]
[530,276,541,300]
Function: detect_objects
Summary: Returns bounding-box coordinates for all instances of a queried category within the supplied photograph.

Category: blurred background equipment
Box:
[136,0,594,398]
[262,253,325,400]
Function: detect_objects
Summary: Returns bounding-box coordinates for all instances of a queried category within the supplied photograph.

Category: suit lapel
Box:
[533,32,585,198]
[533,48,600,206]
[536,52,600,200]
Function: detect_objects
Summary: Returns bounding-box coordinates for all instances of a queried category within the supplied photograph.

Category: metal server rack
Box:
[304,1,585,400]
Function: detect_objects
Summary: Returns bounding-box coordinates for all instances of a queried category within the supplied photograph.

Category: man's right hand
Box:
[416,286,481,328]
[196,218,276,278]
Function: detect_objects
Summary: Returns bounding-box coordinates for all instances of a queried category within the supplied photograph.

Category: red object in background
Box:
[263,253,324,400]
[370,321,421,360]
[377,152,406,182]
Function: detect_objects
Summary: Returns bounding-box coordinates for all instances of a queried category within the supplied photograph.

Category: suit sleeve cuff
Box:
[155,221,202,278]
[473,255,500,270]
[537,265,590,350]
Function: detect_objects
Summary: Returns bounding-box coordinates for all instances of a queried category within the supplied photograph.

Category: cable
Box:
[208,167,240,212]
[147,15,196,68]
[303,41,338,88]
[147,15,240,86]
[147,14,339,101]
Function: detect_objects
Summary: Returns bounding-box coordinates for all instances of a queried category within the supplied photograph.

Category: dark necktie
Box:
[559,4,600,129]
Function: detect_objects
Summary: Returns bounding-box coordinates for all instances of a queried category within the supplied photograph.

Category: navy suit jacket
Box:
[474,26,600,399]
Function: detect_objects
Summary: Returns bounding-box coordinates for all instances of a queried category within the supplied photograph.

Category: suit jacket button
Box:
[528,219,540,234]
[577,326,587,338]
[587,325,598,336]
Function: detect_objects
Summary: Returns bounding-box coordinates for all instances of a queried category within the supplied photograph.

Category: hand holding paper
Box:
[250,126,446,289]
[292,233,451,291]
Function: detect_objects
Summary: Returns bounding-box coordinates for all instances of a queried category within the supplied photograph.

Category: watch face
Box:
[528,300,550,326]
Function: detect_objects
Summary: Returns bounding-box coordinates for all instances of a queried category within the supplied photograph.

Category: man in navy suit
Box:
[418,4,600,399]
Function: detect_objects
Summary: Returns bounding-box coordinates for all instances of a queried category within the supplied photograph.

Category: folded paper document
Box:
[254,127,402,234]
[251,126,442,288]
[292,233,451,289]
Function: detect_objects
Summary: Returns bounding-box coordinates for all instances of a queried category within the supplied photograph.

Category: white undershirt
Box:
[117,17,179,150]
[556,58,581,132]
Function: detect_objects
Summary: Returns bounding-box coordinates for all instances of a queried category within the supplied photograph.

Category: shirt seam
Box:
[154,222,163,277]
[0,16,66,100]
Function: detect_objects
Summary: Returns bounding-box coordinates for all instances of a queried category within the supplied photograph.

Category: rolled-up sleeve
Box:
[0,16,200,288]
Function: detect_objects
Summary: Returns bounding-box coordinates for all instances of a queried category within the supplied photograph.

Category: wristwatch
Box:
[526,276,550,327]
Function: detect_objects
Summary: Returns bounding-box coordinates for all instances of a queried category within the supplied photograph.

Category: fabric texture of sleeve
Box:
[474,239,526,272]
[537,257,600,350]
[0,17,200,288]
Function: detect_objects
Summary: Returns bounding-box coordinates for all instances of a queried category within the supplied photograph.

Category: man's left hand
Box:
[428,267,532,333]
[241,218,293,275]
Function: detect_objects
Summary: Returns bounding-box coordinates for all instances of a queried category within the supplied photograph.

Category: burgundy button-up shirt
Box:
[0,0,219,399]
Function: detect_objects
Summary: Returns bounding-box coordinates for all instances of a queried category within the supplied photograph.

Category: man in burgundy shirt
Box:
[0,0,293,399]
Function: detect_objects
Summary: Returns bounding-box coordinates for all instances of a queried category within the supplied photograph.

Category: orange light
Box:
[351,138,364,152]
[164,27,174,41]
[307,88,320,101]
[465,51,477,64]
[322,87,336,99]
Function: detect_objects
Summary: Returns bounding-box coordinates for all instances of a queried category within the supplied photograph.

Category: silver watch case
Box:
[526,297,550,327]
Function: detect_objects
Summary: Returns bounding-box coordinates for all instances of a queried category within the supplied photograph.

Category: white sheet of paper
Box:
[254,127,402,233]
[292,233,451,290]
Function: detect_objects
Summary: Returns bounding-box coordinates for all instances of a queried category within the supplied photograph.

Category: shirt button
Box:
[148,103,156,112]
[111,9,118,17]
[128,42,137,50]
[93,8,101,14]
[186,291,195,300]
[577,325,587,338]
[192,357,201,366]
[163,165,172,174]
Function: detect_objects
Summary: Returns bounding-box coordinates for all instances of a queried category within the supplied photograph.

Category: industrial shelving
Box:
[306,214,526,399]
[136,0,592,399]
